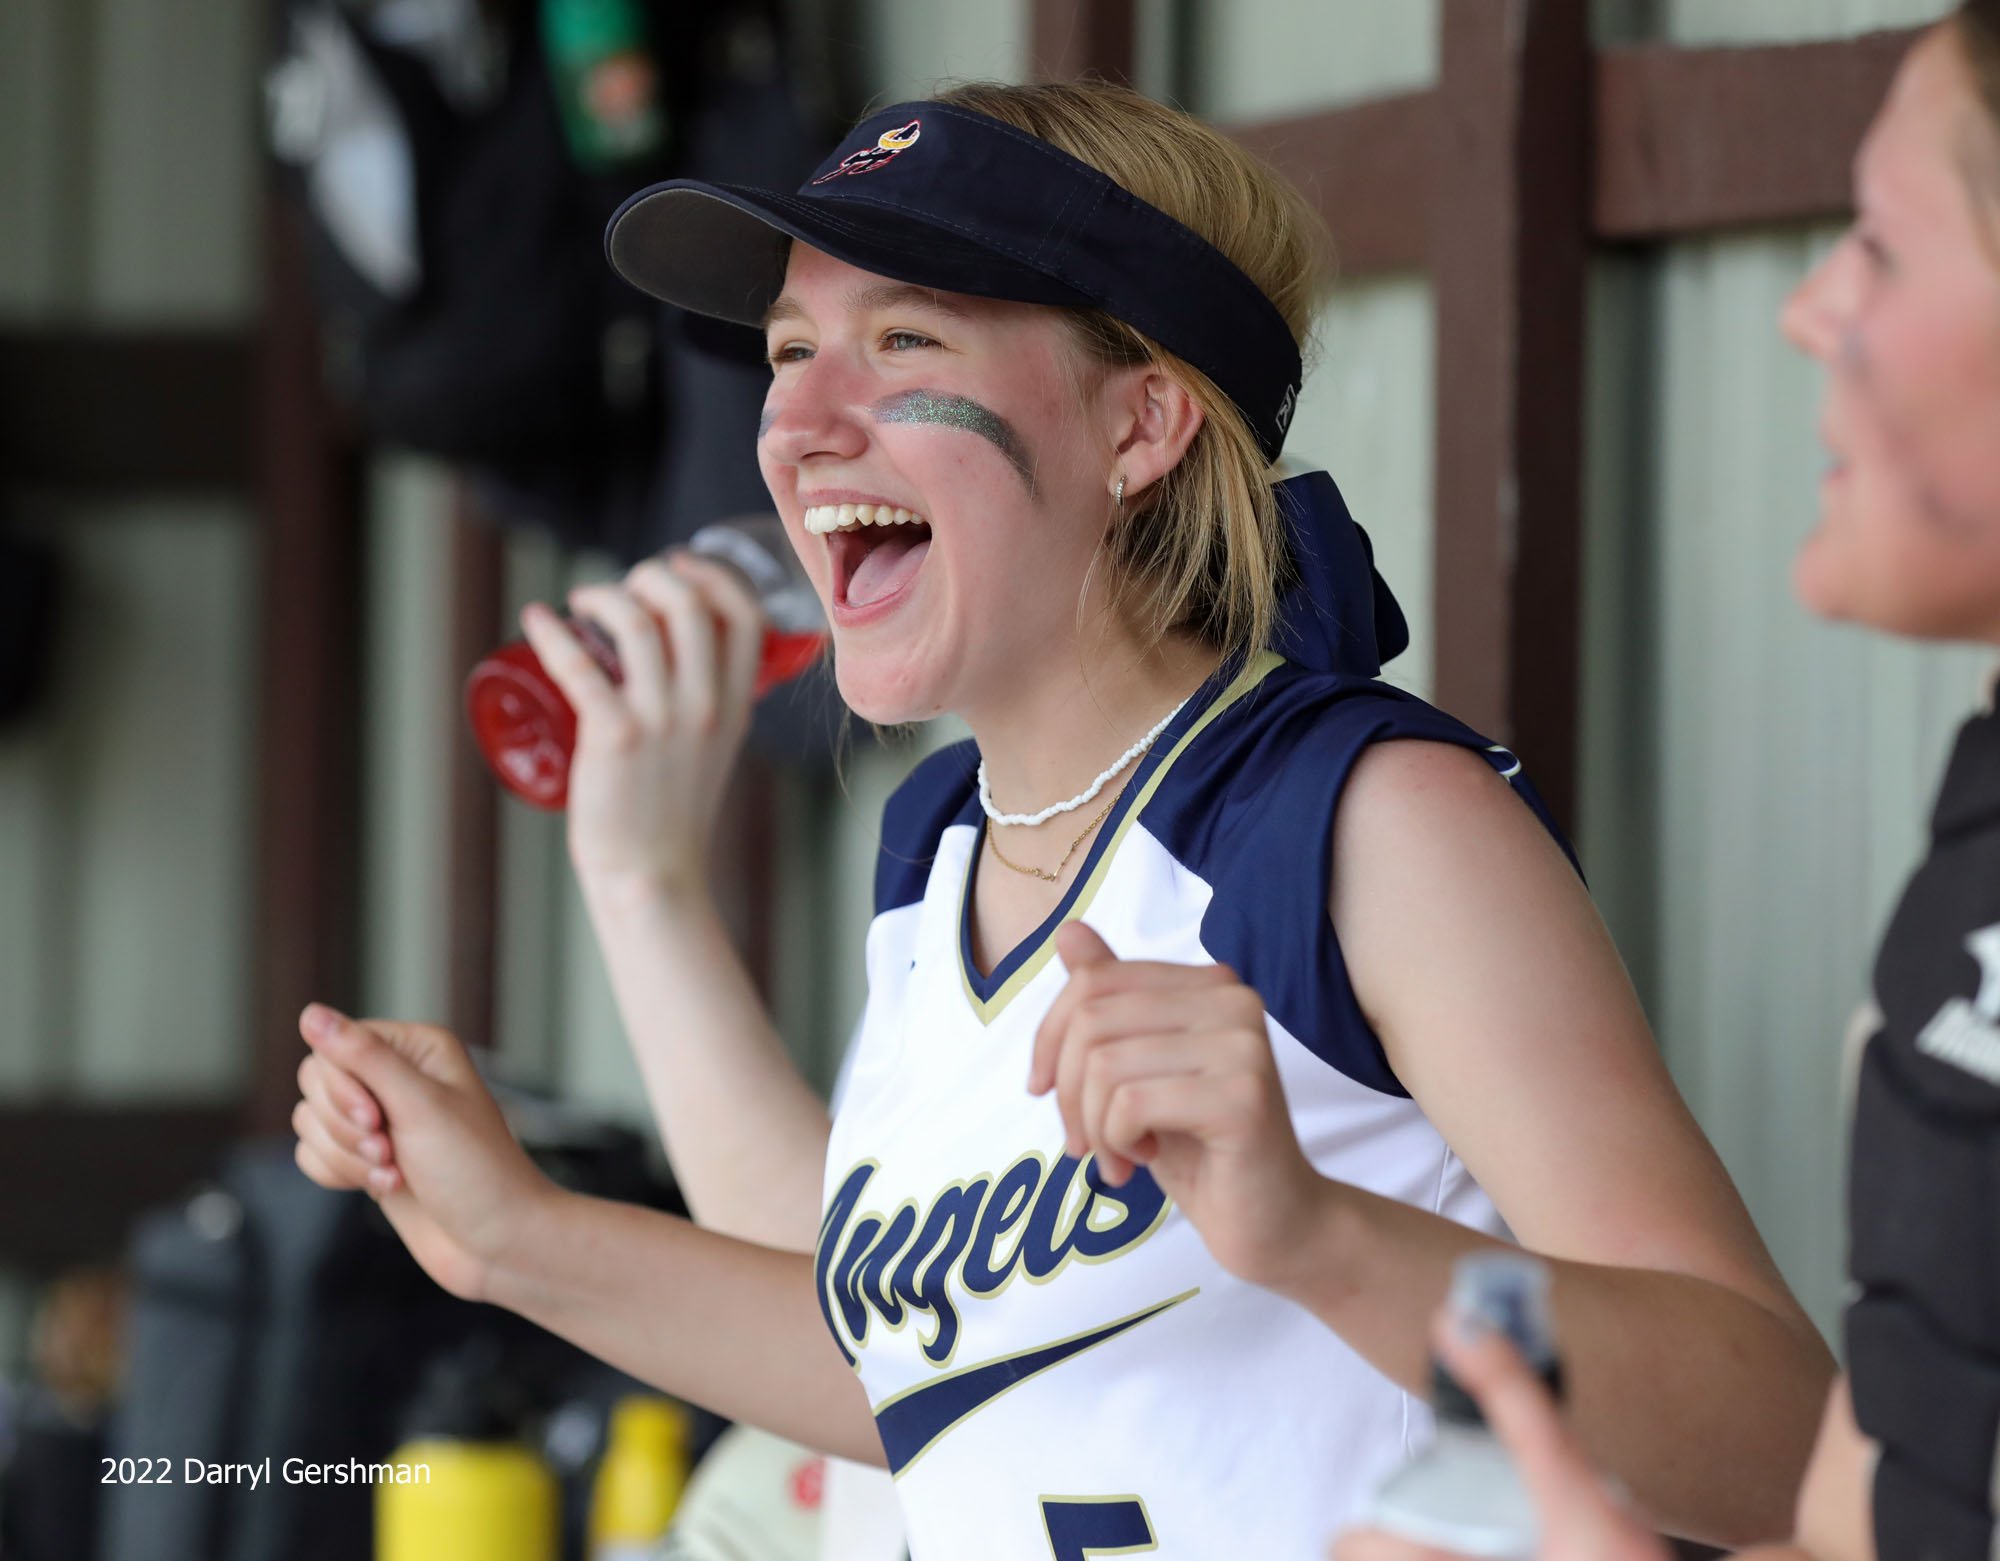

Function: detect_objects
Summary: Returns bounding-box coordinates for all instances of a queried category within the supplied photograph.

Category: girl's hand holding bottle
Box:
[468,515,828,890]
[521,550,771,895]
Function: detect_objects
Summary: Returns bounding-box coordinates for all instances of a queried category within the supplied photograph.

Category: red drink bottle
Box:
[466,516,827,810]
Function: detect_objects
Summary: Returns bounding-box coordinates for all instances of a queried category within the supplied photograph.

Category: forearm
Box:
[581,871,831,1248]
[1275,1182,1835,1548]
[487,1186,882,1464]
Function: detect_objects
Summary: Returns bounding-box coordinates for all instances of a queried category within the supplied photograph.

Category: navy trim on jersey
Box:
[871,1289,1193,1477]
[872,667,1222,947]
[957,667,1253,1005]
[873,656,1575,1094]
[875,741,981,918]
[1140,660,1571,1094]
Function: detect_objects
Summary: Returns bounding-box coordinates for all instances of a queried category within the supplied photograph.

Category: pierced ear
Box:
[1110,369,1206,502]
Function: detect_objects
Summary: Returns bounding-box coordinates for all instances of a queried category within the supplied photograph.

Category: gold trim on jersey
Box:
[957,651,1285,1026]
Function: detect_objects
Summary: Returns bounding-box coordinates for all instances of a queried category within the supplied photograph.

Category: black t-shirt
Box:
[1847,700,2000,1561]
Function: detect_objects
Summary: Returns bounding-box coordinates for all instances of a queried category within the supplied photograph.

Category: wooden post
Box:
[1431,0,1592,835]
[1031,0,1136,83]
[248,198,365,1134]
[447,486,506,1049]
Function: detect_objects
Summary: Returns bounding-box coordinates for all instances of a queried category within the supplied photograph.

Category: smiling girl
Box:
[289,81,1832,1557]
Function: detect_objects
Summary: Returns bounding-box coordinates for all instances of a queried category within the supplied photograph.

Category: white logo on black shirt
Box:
[1915,923,2000,1085]
[1967,924,2000,1021]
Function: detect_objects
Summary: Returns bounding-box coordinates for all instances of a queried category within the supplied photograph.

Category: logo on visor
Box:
[812,120,923,184]
[1275,382,1299,435]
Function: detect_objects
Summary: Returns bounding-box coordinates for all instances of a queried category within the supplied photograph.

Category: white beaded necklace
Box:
[977,695,1190,829]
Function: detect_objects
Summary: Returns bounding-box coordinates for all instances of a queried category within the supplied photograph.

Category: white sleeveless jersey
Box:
[816,651,1565,1560]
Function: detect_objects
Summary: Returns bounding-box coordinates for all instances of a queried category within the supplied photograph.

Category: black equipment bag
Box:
[98,1124,672,1561]
[264,0,822,563]
[96,1143,482,1561]
[265,0,667,486]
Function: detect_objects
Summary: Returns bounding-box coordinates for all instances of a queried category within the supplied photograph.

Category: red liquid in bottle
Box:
[466,622,829,811]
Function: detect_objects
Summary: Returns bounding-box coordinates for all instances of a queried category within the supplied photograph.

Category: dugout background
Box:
[1,0,1990,1369]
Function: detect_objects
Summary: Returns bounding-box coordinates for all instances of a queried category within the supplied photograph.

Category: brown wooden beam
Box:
[0,331,254,493]
[1031,0,1136,83]
[447,487,506,1050]
[1431,0,1591,835]
[1595,28,1917,240]
[1226,27,1915,283]
[0,1106,241,1273]
[1229,91,1438,279]
[248,197,366,1136]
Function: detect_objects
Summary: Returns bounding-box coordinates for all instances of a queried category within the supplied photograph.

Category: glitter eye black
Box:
[870,388,1038,496]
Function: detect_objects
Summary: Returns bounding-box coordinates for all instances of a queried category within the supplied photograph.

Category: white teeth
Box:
[803,502,929,534]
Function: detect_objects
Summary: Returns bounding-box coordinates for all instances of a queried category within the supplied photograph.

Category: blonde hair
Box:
[930,81,1329,665]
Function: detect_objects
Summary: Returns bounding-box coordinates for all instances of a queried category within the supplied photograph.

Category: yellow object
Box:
[589,1395,692,1557]
[376,1437,559,1561]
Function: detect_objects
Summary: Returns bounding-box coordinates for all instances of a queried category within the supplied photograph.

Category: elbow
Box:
[1714,1315,1843,1547]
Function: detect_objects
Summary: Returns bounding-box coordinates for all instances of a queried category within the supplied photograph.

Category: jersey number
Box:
[1041,1497,1157,1558]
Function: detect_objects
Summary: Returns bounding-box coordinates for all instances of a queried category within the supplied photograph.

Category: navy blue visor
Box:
[605,101,1305,462]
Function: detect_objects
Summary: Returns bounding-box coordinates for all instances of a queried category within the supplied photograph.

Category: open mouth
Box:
[804,502,934,613]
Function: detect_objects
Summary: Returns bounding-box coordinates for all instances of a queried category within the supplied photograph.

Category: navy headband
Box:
[606,100,1306,461]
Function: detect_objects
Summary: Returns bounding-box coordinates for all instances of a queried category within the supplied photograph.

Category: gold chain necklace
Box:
[984,771,1130,884]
